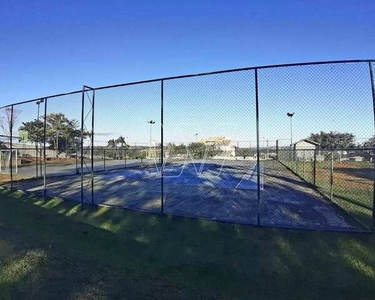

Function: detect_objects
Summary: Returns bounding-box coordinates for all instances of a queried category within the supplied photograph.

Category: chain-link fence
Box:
[278,147,374,229]
[1,59,374,232]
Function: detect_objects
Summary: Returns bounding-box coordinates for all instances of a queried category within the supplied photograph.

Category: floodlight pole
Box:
[147,120,155,157]
[287,112,294,146]
[195,133,198,143]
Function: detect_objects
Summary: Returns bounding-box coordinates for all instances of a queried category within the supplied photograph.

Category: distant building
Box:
[293,139,320,161]
[200,136,235,157]
[349,156,364,162]
[4,142,57,158]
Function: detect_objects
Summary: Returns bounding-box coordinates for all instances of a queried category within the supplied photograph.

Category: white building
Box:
[293,139,320,161]
[349,156,364,162]
[4,142,57,158]
[200,136,236,157]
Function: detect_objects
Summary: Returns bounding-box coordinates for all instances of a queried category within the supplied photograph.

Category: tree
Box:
[106,139,117,159]
[115,136,129,159]
[18,113,85,157]
[18,119,44,144]
[107,139,116,148]
[363,136,375,148]
[45,113,83,153]
[360,136,375,161]
[165,143,186,157]
[0,107,21,137]
[115,136,126,148]
[188,142,222,159]
[308,131,355,149]
[106,136,130,159]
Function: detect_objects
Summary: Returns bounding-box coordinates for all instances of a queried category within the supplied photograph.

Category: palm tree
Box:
[115,136,126,148]
[107,139,117,159]
[107,139,116,148]
[115,136,127,159]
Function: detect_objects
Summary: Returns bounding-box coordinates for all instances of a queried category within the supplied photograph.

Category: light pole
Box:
[194,133,198,143]
[36,99,44,177]
[287,112,294,146]
[147,120,155,158]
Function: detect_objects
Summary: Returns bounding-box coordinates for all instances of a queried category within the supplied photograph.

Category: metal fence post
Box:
[255,69,260,226]
[369,62,375,231]
[313,149,317,186]
[39,133,43,178]
[330,151,334,201]
[372,149,375,231]
[124,147,127,169]
[290,147,293,169]
[276,139,279,161]
[80,87,85,209]
[75,148,78,174]
[43,98,48,198]
[91,89,95,205]
[35,144,38,178]
[10,105,13,191]
[160,80,164,214]
[303,150,306,179]
[104,148,106,171]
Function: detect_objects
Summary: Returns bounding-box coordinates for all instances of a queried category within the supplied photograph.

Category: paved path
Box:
[14,159,149,178]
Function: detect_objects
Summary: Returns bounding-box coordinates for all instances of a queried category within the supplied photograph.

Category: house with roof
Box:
[293,139,320,161]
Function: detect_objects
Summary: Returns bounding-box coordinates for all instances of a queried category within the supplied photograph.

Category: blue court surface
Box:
[101,162,264,190]
[9,161,362,231]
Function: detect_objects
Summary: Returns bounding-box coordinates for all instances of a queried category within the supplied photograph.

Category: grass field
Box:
[1,189,375,299]
[280,160,374,228]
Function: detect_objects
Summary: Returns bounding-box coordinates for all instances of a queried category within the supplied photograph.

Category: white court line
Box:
[235,165,264,190]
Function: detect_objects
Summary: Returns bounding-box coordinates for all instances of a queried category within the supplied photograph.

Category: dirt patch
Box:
[18,157,76,166]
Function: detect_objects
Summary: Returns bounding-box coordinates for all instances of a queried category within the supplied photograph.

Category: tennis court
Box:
[9,159,362,231]
[2,59,373,232]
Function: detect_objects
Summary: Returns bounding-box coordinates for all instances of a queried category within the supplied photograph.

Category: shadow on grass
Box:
[335,167,374,181]
[1,188,375,299]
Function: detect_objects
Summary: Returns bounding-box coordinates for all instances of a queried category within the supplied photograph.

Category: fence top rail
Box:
[1,58,374,109]
[279,147,375,151]
[0,90,83,109]
[93,59,375,91]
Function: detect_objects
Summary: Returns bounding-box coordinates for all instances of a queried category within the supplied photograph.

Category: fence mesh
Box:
[163,70,257,223]
[258,62,373,230]
[1,60,375,232]
[93,82,162,212]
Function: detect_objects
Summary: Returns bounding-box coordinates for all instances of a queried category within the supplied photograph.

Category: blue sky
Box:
[1,0,374,146]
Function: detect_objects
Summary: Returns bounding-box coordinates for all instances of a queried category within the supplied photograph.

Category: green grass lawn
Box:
[280,159,374,228]
[1,189,375,299]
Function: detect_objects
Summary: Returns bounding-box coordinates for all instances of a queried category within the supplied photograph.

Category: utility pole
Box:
[287,112,294,146]
[147,120,155,158]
